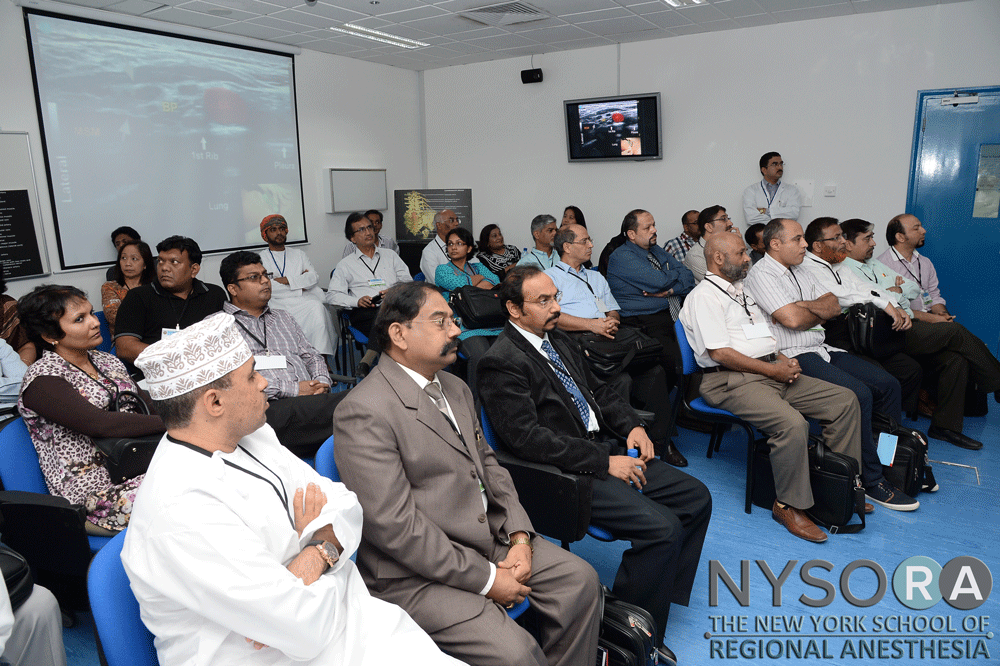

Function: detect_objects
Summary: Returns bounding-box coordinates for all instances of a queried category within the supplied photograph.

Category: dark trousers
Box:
[619,310,682,388]
[457,335,497,410]
[265,391,349,457]
[345,307,379,351]
[905,320,1000,432]
[868,352,923,417]
[589,457,712,644]
[606,362,675,444]
[796,352,901,488]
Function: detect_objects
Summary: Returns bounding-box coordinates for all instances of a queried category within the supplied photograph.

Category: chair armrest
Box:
[492,449,592,545]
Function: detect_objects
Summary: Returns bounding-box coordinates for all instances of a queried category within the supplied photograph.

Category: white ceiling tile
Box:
[756,0,848,10]
[194,0,283,15]
[375,4,450,22]
[712,0,766,18]
[106,0,166,15]
[146,5,238,26]
[532,0,621,13]
[330,0,430,15]
[561,7,633,24]
[627,2,678,16]
[346,16,394,28]
[246,14,319,30]
[669,22,709,35]
[641,9,694,29]
[307,39,368,54]
[464,33,538,49]
[55,0,131,8]
[403,13,486,35]
[428,40,488,54]
[503,17,567,33]
[772,2,855,22]
[270,32,322,44]
[493,44,550,57]
[579,15,659,36]
[518,24,598,42]
[612,28,674,42]
[676,4,729,22]
[179,1,258,20]
[213,21,293,38]
[287,3,369,23]
[734,12,776,26]
[851,0,937,11]
[549,36,614,48]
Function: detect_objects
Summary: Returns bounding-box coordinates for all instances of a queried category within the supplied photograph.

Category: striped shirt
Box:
[744,253,842,361]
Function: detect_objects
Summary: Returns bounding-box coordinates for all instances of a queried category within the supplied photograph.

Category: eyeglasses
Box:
[353,224,375,235]
[446,241,467,248]
[820,234,845,243]
[412,315,462,330]
[235,271,273,284]
[568,238,594,246]
[524,291,562,308]
[712,215,732,223]
[769,161,785,167]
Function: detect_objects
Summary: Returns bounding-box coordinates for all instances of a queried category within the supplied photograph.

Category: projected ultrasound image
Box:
[27,13,304,269]
[576,100,641,158]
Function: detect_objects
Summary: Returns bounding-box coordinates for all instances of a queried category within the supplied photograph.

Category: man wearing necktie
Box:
[479,266,712,665]
[334,281,601,666]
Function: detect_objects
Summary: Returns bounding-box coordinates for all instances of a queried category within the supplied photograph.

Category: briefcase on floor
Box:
[751,438,866,534]
[872,414,936,497]
[596,586,659,666]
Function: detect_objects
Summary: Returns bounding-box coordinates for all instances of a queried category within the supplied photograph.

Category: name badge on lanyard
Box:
[368,278,387,288]
[161,327,181,339]
[594,296,608,313]
[921,291,934,309]
[254,354,287,370]
[742,323,771,339]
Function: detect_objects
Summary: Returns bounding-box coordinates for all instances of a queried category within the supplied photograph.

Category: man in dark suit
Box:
[334,281,601,666]
[478,265,712,665]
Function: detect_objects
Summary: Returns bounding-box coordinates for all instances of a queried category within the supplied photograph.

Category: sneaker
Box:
[866,480,919,511]
[922,467,939,493]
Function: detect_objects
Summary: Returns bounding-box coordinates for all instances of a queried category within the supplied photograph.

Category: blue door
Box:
[906,86,1000,352]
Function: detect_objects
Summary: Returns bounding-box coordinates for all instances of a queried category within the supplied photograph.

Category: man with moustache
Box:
[679,233,862,542]
[516,214,559,270]
[606,209,696,385]
[420,210,461,285]
[334,281,602,666]
[745,219,918,511]
[258,214,338,357]
[221,251,347,457]
[342,210,399,257]
[742,151,802,226]
[683,205,736,283]
[114,235,227,364]
[545,224,686,467]
[479,266,711,664]
[841,218,1000,450]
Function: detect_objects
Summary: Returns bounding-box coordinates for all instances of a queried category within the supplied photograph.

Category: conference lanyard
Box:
[267,249,286,278]
[169,436,294,530]
[558,265,595,295]
[788,268,804,301]
[449,261,475,283]
[531,249,554,269]
[706,276,755,322]
[359,253,381,277]
[761,181,778,209]
[891,248,923,288]
[807,256,842,285]
[235,316,268,352]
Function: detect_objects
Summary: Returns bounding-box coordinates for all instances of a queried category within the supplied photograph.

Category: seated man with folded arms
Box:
[843,217,1000,450]
[335,282,601,666]
[327,212,412,349]
[479,266,711,664]
[122,313,460,666]
[114,235,227,365]
[545,224,686,467]
[683,205,736,283]
[221,251,348,458]
[745,219,918,511]
[258,214,338,358]
[679,233,863,542]
[516,214,559,270]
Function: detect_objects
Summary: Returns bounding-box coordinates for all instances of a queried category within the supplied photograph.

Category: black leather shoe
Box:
[928,426,983,451]
[655,645,677,665]
[658,440,688,467]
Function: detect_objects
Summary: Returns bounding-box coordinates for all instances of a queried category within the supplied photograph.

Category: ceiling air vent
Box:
[459,2,550,27]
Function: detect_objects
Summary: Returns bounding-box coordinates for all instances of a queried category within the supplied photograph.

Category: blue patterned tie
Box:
[541,340,591,427]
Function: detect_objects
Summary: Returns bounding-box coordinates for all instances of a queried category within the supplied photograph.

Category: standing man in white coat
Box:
[742,152,802,226]
[122,312,462,666]
[258,214,338,357]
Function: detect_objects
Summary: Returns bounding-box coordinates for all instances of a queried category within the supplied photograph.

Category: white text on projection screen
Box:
[27,12,305,270]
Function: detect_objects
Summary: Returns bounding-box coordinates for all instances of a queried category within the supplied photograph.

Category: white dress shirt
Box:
[326,248,412,308]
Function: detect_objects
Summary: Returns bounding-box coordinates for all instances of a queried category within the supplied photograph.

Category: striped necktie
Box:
[541,340,591,427]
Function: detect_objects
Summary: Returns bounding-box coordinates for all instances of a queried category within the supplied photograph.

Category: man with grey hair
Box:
[420,209,460,285]
[516,214,558,270]
[122,312,460,666]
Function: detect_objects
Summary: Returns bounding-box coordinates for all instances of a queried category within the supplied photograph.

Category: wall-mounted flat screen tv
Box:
[564,93,662,163]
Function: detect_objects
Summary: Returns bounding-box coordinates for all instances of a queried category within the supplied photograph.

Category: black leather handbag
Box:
[93,390,160,483]
[1,542,33,612]
[576,326,664,379]
[846,302,905,358]
[872,413,936,497]
[448,285,507,330]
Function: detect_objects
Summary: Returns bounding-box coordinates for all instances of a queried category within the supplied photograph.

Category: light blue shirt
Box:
[0,338,27,407]
[517,248,558,270]
[546,262,619,319]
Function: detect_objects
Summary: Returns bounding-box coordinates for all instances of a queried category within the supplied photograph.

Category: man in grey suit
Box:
[334,281,601,666]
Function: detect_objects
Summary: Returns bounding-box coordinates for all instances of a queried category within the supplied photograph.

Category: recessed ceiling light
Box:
[663,0,706,7]
[330,23,429,49]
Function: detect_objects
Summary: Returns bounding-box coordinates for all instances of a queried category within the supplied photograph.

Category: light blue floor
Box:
[64,402,999,665]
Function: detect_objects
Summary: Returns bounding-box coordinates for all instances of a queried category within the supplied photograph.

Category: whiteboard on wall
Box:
[324,169,387,213]
[0,132,50,280]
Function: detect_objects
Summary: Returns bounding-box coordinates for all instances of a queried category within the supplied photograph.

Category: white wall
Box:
[422,0,1000,254]
[0,0,424,303]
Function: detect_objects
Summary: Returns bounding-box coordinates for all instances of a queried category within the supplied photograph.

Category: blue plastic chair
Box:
[414,272,426,282]
[0,417,112,552]
[88,530,158,666]
[673,320,757,514]
[95,311,114,353]
[314,434,529,620]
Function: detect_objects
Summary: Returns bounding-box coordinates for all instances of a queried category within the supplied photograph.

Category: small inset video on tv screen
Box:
[565,94,661,162]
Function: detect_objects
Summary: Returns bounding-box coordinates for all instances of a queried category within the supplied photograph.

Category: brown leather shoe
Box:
[772,501,827,543]
[864,502,874,514]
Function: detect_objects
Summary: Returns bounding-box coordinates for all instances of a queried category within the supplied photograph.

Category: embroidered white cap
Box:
[134,312,251,400]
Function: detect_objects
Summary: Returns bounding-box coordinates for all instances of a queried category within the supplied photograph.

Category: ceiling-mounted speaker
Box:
[520,68,543,84]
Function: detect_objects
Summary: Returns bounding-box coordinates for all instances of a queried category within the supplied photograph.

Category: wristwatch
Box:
[510,534,533,553]
[307,540,340,569]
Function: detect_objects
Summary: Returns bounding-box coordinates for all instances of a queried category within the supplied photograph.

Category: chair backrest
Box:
[673,319,700,376]
[479,406,499,451]
[314,435,340,482]
[94,311,114,353]
[88,530,158,666]
[414,272,426,282]
[0,418,48,494]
